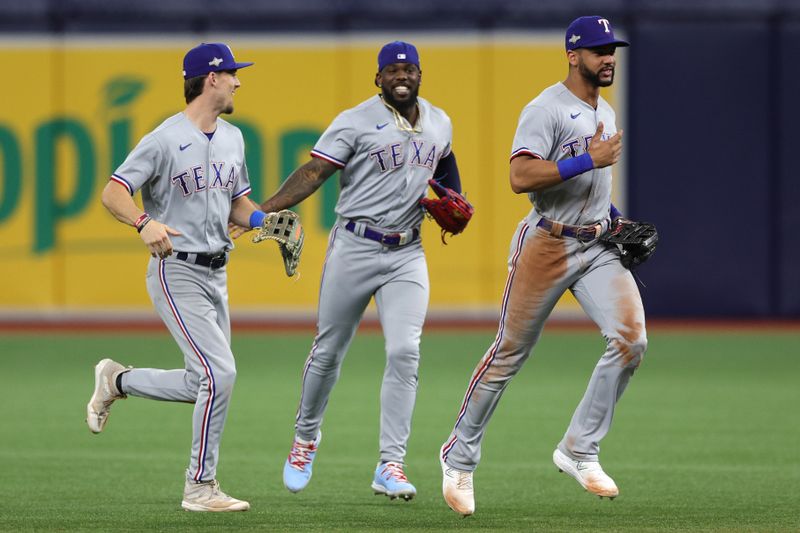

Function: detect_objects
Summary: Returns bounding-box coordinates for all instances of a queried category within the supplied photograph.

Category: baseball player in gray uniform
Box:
[248,41,461,501]
[439,17,647,516]
[86,43,273,512]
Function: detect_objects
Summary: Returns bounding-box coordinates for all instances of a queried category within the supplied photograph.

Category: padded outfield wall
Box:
[626,15,800,318]
[0,34,627,321]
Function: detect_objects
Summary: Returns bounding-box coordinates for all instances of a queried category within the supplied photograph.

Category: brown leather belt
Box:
[537,217,602,242]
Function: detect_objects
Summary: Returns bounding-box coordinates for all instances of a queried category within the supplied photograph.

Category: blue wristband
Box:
[557,153,594,181]
[249,210,267,229]
[610,203,623,220]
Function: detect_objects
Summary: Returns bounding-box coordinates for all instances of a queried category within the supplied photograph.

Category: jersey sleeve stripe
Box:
[310,150,346,169]
[231,187,252,200]
[110,174,134,196]
[509,148,543,162]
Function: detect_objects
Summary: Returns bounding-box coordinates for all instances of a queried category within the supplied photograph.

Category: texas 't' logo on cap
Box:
[564,16,630,51]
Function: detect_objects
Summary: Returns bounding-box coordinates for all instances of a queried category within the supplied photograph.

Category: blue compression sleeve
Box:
[432,152,462,193]
[249,210,267,229]
[557,153,594,181]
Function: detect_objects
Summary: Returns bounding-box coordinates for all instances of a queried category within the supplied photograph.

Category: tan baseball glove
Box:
[252,210,305,277]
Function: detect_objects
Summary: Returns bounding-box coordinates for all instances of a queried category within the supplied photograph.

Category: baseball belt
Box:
[537,217,605,243]
[344,221,419,247]
[175,251,228,269]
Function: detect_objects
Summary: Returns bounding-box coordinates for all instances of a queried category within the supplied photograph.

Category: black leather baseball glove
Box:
[600,218,658,269]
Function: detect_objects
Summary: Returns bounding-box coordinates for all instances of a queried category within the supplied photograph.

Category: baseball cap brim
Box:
[183,61,254,79]
[229,61,255,70]
[572,37,629,50]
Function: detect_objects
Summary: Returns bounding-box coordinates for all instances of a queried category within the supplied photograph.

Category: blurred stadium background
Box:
[1,0,799,328]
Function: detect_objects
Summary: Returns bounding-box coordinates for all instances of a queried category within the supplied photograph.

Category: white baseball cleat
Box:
[86,358,129,434]
[440,454,475,516]
[553,449,619,498]
[181,479,250,512]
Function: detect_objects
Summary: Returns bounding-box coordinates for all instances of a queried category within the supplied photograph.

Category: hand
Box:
[228,221,251,240]
[587,122,623,169]
[140,220,181,258]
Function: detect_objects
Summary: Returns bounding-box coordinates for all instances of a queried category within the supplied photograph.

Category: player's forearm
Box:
[101,181,144,226]
[229,197,259,228]
[260,158,336,213]
[509,157,564,193]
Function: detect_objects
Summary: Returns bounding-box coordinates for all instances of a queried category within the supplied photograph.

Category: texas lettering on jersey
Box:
[171,161,238,196]
[561,132,611,157]
[368,140,441,173]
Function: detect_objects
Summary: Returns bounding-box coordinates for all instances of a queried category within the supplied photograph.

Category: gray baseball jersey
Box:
[311,95,452,230]
[111,111,250,483]
[292,94,452,464]
[511,82,616,225]
[111,112,252,253]
[442,81,647,476]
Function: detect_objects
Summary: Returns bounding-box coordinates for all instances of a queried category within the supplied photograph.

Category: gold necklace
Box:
[381,97,422,134]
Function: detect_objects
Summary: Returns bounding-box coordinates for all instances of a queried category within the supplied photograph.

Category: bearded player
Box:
[439,16,648,516]
[241,41,463,501]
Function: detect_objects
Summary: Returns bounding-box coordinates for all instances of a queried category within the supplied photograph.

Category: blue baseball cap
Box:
[378,41,420,72]
[182,42,254,79]
[565,16,629,51]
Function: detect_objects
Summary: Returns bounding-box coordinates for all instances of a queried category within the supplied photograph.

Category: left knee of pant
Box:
[386,337,420,360]
[610,335,647,368]
[385,342,420,376]
[213,366,237,395]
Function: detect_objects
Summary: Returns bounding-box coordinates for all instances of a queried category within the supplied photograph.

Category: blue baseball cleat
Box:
[371,462,417,501]
[283,432,321,493]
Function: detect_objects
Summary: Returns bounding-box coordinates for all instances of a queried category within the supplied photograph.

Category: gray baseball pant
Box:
[294,226,429,464]
[442,220,647,470]
[121,256,236,482]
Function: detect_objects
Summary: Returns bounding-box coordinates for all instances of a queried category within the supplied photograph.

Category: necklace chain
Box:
[381,97,422,134]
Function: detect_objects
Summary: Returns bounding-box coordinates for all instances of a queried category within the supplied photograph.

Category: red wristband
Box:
[133,213,149,227]
[134,213,152,233]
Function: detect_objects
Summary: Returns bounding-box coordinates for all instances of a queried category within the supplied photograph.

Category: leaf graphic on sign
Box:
[104,77,147,108]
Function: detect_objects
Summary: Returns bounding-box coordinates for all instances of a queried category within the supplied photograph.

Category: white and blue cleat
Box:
[283,432,321,493]
[371,462,417,501]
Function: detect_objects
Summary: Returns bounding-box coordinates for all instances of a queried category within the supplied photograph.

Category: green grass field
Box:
[1,328,798,532]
